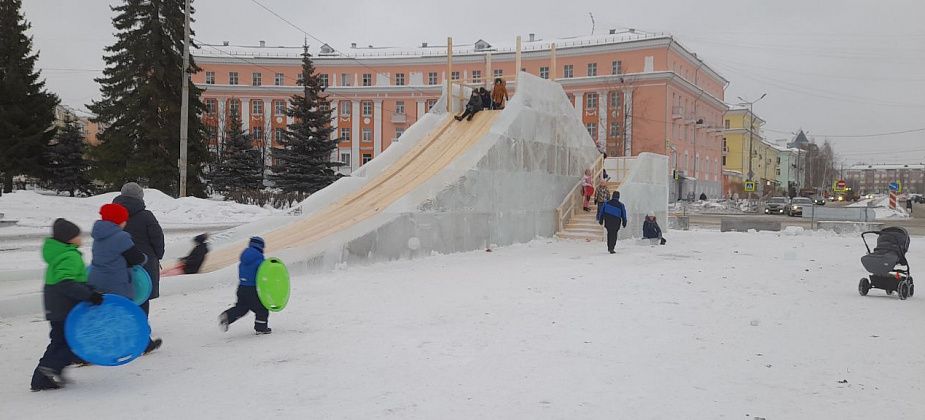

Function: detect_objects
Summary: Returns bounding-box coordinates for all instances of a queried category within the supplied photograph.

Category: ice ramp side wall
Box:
[612,153,669,239]
[278,73,600,273]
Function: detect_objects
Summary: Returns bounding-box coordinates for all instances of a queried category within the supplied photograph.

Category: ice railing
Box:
[555,154,605,233]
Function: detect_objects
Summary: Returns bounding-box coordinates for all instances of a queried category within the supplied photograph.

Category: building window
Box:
[274,73,284,86]
[319,74,328,88]
[451,71,460,81]
[205,71,215,85]
[395,101,405,114]
[586,92,598,109]
[539,66,549,79]
[361,101,372,117]
[251,127,263,141]
[340,152,351,164]
[428,72,438,85]
[609,122,620,137]
[610,91,621,109]
[340,73,350,86]
[395,127,404,140]
[586,122,598,140]
[274,100,286,116]
[426,98,438,111]
[339,127,351,141]
[493,69,503,79]
[395,73,405,86]
[339,101,351,116]
[251,99,263,115]
[228,72,239,85]
[563,64,574,78]
[274,128,284,143]
[724,119,730,129]
[587,62,597,76]
[205,98,217,115]
[362,153,373,165]
[362,127,372,142]
[319,101,330,113]
[228,98,240,117]
[472,70,482,83]
[362,73,372,86]
[612,60,622,75]
[722,155,727,166]
[297,73,304,86]
[252,72,262,86]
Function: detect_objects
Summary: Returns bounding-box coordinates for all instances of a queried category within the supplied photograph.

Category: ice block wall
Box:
[611,153,670,239]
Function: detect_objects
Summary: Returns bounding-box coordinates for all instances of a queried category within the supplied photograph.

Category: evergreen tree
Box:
[88,0,209,197]
[45,117,92,197]
[210,110,262,195]
[270,46,342,194]
[0,0,59,193]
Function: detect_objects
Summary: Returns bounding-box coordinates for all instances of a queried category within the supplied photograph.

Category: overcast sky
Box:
[22,0,925,165]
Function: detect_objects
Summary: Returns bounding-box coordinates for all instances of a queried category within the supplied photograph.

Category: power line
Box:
[765,127,925,138]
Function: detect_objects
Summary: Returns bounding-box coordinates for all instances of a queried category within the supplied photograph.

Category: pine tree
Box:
[88,0,209,197]
[0,0,60,193]
[210,110,262,195]
[45,117,92,197]
[270,46,342,194]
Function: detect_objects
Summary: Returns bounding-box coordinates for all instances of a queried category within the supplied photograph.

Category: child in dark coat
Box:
[219,237,271,334]
[31,219,104,391]
[643,215,667,245]
[161,233,210,276]
[454,90,483,121]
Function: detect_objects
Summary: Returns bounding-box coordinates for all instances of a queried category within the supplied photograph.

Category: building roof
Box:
[848,163,925,170]
[788,130,810,149]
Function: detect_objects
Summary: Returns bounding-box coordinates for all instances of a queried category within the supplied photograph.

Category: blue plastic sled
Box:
[131,265,152,305]
[65,294,150,366]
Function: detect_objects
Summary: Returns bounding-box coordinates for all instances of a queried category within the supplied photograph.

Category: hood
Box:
[608,198,622,206]
[42,238,77,265]
[113,194,145,215]
[91,220,123,240]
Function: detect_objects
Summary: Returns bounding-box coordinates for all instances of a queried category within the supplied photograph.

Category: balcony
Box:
[391,112,407,123]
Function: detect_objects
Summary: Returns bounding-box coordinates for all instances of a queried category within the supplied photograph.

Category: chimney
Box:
[351,42,357,48]
[259,40,265,47]
[528,33,535,42]
[421,42,428,47]
[609,29,616,34]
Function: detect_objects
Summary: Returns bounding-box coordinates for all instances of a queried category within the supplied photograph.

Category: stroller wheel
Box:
[898,280,910,300]
[909,283,914,297]
[858,278,871,296]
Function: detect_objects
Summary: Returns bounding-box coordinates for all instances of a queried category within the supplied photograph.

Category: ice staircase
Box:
[555,179,621,241]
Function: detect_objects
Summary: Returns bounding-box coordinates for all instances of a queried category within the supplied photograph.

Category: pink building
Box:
[194,31,728,199]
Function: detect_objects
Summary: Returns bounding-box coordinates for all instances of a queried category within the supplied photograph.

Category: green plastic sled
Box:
[256,257,290,312]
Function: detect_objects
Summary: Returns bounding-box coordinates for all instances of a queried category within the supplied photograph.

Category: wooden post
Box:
[446,37,453,113]
[485,51,492,88]
[550,42,557,80]
[515,35,522,76]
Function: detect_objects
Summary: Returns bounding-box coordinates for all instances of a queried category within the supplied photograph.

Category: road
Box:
[687,202,925,236]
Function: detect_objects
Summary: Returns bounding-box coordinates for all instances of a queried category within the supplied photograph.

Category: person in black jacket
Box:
[454,90,483,121]
[596,191,628,254]
[643,215,667,245]
[182,233,209,274]
[479,87,492,110]
[112,182,164,354]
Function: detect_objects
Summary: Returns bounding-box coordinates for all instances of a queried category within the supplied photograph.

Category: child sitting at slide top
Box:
[219,236,271,335]
[31,219,104,391]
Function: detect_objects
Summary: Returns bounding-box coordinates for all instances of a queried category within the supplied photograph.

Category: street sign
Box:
[889,180,902,193]
[744,181,757,192]
[834,179,848,192]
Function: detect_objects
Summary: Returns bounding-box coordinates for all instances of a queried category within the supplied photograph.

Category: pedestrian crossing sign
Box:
[744,181,757,192]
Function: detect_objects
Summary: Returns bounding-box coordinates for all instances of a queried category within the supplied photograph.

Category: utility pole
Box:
[737,93,766,199]
[178,0,191,197]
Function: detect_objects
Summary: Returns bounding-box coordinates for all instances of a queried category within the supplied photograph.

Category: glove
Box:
[88,292,104,306]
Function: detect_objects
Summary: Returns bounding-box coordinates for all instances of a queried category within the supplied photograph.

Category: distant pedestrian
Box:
[581,169,594,212]
[699,192,707,201]
[454,90,483,121]
[597,191,628,254]
[907,197,913,215]
[491,78,509,110]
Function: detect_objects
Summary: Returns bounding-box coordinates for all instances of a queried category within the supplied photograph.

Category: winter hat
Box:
[612,191,620,200]
[120,182,144,200]
[249,236,265,251]
[52,218,81,243]
[100,203,130,225]
[194,233,209,244]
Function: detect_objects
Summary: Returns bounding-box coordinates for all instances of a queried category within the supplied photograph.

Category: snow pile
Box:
[847,195,909,219]
[1,231,923,418]
[669,199,748,215]
[0,189,275,231]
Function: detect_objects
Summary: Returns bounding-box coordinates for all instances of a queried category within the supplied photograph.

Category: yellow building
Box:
[723,109,780,196]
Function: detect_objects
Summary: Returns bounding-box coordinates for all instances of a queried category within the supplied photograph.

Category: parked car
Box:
[786,197,813,216]
[764,197,789,215]
[909,193,924,204]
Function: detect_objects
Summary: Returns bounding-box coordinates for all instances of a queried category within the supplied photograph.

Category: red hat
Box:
[100,203,129,225]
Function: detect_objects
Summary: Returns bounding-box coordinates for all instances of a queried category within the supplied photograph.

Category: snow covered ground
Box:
[1,229,923,419]
[0,189,274,234]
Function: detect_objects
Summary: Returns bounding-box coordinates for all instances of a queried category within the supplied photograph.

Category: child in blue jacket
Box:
[219,237,271,334]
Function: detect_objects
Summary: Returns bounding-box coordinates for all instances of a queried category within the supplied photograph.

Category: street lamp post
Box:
[737,93,766,199]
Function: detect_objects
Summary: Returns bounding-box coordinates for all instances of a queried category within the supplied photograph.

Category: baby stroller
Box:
[858,227,914,300]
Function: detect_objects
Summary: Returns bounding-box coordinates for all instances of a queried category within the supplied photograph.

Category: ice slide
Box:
[188,72,602,275]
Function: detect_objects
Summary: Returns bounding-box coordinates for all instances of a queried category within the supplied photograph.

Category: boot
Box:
[143,338,162,355]
[219,312,229,332]
[31,366,65,391]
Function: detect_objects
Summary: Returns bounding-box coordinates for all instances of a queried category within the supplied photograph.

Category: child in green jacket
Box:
[31,219,103,391]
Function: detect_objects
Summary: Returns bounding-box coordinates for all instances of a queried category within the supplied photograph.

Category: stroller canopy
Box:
[862,227,910,275]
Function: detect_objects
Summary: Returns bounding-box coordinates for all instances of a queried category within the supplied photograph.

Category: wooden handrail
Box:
[555,154,604,233]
